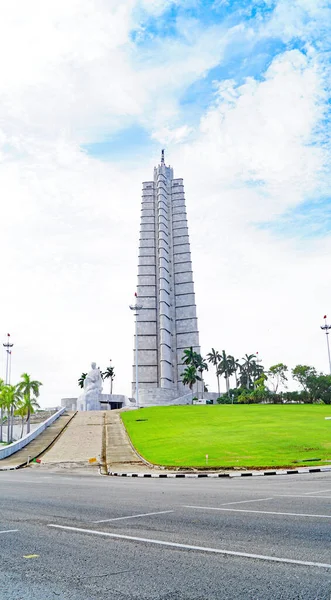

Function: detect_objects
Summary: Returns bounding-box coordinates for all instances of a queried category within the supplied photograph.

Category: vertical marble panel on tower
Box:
[132,152,200,403]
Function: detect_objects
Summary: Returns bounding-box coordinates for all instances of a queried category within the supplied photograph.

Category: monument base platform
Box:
[136,388,220,407]
[62,394,132,412]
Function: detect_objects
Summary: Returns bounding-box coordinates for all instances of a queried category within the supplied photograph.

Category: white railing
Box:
[0,407,66,460]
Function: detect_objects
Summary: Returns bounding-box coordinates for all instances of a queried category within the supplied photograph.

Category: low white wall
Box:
[0,407,66,460]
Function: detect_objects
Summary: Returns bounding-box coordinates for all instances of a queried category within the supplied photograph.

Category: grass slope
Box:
[121,405,331,468]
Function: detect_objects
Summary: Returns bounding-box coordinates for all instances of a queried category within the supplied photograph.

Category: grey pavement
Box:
[0,469,330,599]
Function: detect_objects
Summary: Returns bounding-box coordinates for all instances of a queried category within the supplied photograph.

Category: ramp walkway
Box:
[40,411,104,469]
[0,412,75,470]
[105,410,159,473]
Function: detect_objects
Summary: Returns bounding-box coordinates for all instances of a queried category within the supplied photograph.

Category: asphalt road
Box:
[0,469,330,599]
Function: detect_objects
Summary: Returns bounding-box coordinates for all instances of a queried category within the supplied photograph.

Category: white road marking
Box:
[93,510,174,523]
[304,489,331,495]
[47,524,331,570]
[274,494,331,500]
[0,477,52,483]
[183,505,331,519]
[218,497,274,506]
[0,529,18,534]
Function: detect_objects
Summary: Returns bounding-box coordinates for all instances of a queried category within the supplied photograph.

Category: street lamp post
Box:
[129,298,143,408]
[3,333,13,385]
[320,315,331,375]
[2,333,14,443]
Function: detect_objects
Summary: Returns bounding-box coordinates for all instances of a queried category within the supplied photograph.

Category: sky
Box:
[0,0,330,406]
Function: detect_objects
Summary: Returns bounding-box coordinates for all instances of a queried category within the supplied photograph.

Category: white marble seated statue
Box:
[77,362,103,411]
[84,362,103,395]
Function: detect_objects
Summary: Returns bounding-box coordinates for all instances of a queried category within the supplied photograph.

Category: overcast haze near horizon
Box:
[0,0,330,407]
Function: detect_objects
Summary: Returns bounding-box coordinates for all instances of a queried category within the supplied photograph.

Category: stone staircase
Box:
[40,411,104,469]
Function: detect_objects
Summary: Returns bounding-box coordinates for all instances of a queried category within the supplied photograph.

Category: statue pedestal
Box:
[77,390,101,411]
[77,392,131,411]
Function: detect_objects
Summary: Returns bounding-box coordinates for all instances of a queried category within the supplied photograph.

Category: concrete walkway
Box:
[105,410,160,472]
[0,412,75,470]
[40,411,104,469]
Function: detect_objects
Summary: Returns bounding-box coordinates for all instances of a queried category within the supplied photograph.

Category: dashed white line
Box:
[183,505,331,519]
[93,510,174,523]
[304,488,331,495]
[274,494,331,500]
[0,529,18,534]
[218,497,274,506]
[47,524,331,570]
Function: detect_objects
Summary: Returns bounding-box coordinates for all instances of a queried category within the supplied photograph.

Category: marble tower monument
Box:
[132,151,201,405]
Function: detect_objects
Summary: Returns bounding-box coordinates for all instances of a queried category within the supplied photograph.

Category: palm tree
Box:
[182,347,200,368]
[239,354,257,390]
[207,349,221,396]
[227,355,241,388]
[217,350,232,397]
[15,402,27,439]
[1,385,22,443]
[78,373,87,389]
[195,355,208,399]
[20,394,40,435]
[16,374,42,434]
[103,365,115,394]
[181,365,201,401]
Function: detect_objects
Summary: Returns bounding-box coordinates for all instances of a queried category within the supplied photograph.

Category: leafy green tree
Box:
[282,390,302,403]
[17,374,42,434]
[292,365,317,394]
[103,365,115,394]
[237,389,252,404]
[207,348,221,396]
[78,373,87,389]
[251,361,265,387]
[268,363,288,393]
[181,365,201,401]
[306,374,331,404]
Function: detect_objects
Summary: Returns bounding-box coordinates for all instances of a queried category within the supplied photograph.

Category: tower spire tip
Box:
[161,149,165,164]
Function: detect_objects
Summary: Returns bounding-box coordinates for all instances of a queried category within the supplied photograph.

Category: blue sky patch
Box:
[260,198,331,239]
[82,125,156,161]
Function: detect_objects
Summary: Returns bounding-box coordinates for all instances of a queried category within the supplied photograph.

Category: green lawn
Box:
[121,405,331,469]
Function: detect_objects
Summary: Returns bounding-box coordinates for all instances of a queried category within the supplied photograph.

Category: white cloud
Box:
[0,0,330,405]
[151,124,193,144]
[262,0,331,43]
[181,49,326,219]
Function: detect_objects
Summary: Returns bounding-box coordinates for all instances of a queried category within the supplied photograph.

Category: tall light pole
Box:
[129,295,143,408]
[2,333,14,443]
[3,333,13,385]
[320,315,331,375]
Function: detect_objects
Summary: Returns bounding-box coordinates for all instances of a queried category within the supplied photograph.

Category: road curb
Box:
[108,466,331,478]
